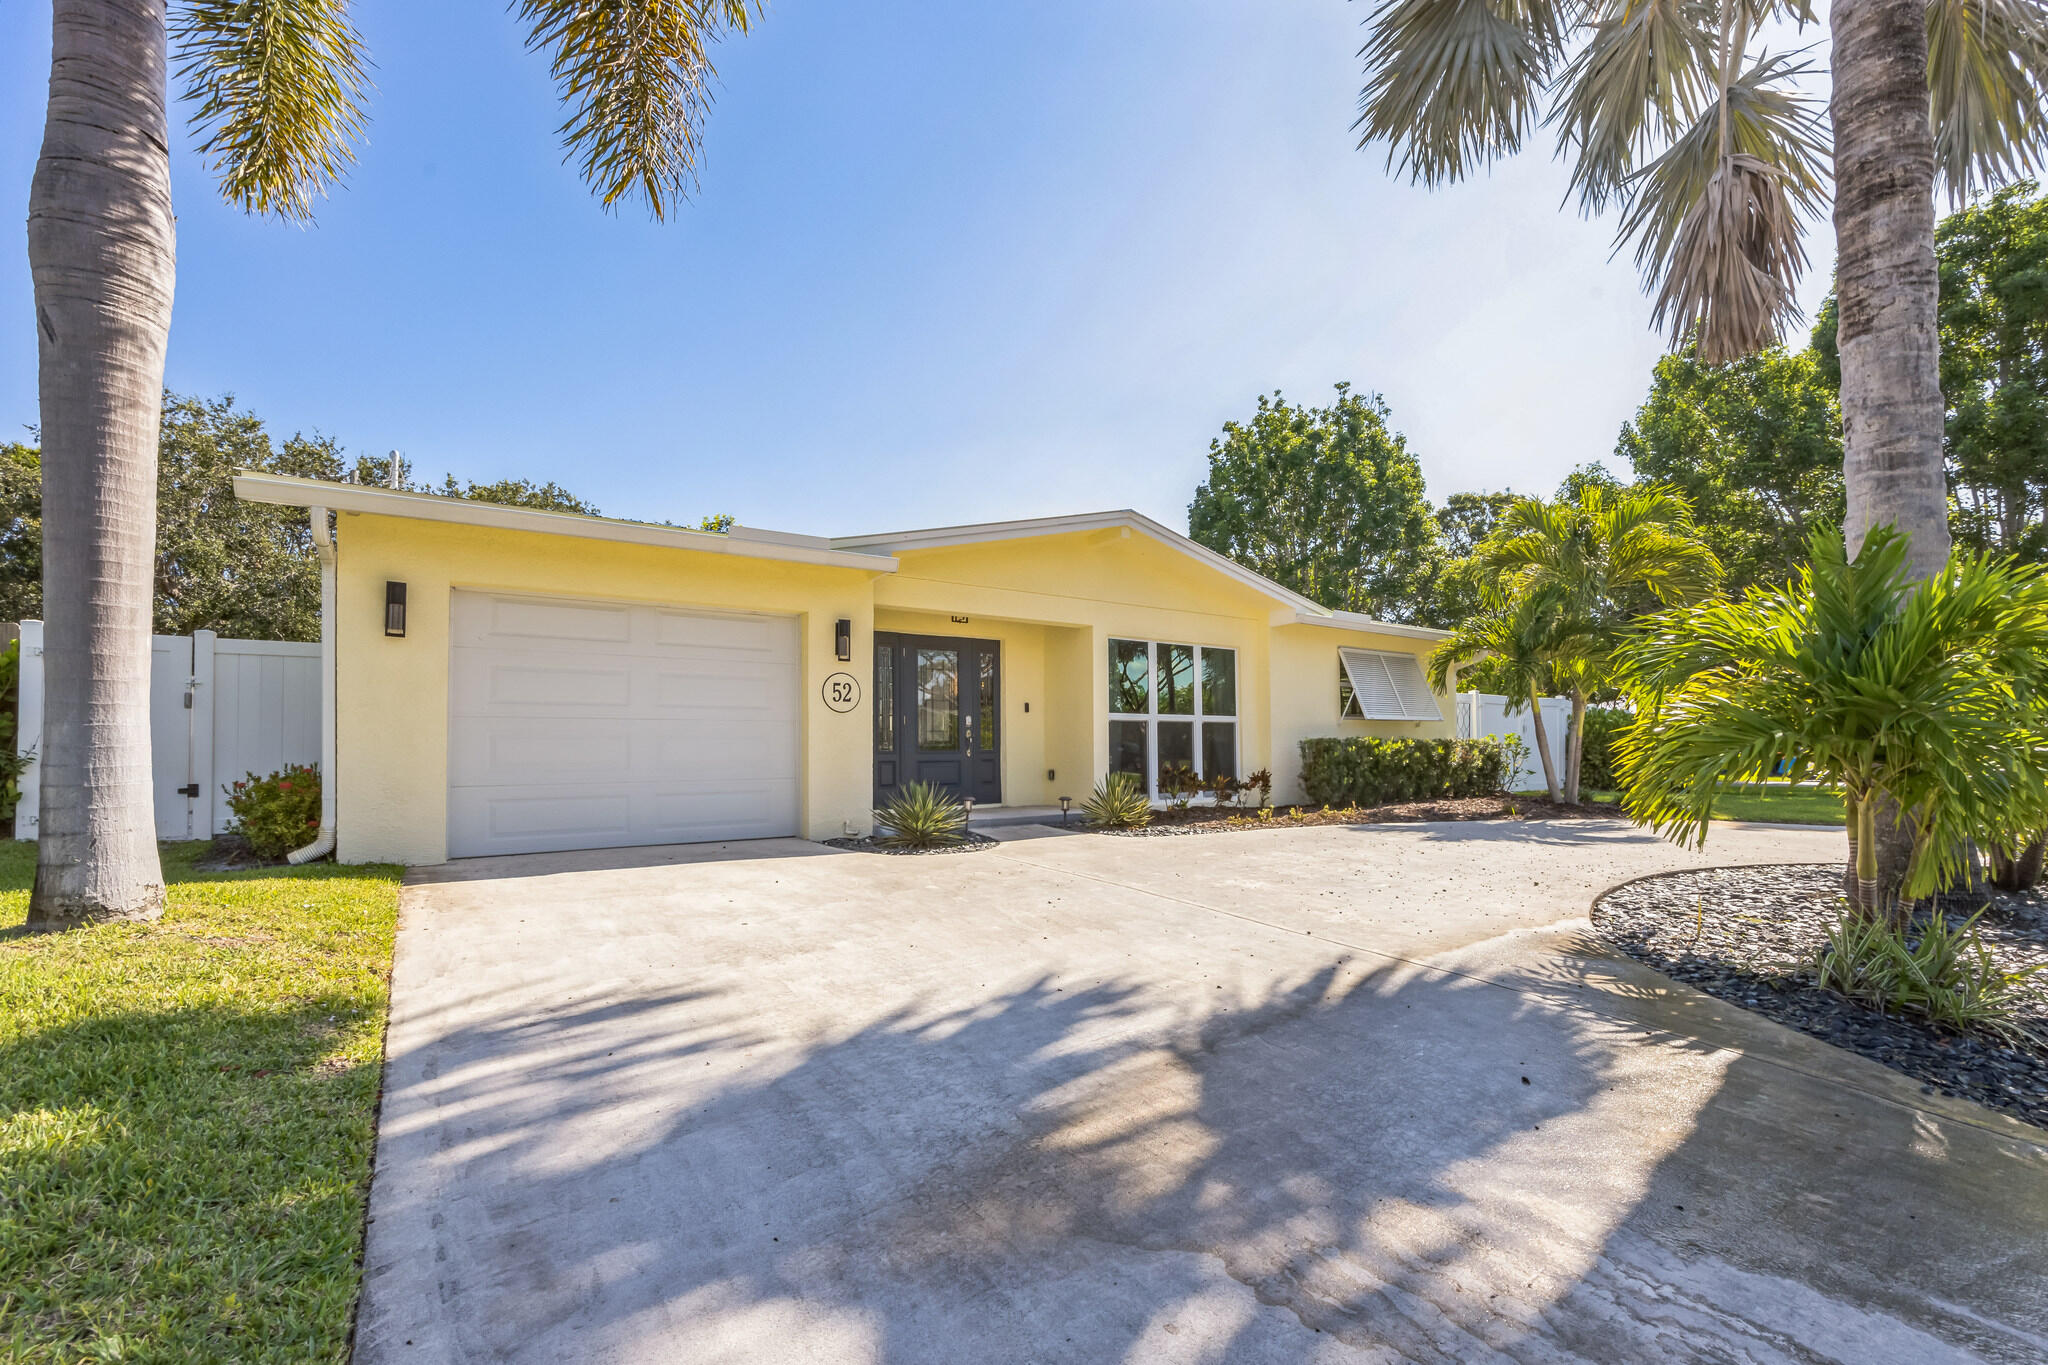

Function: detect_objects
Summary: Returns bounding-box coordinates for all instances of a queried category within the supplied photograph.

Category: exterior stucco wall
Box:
[332,512,885,864]
[1268,623,1455,806]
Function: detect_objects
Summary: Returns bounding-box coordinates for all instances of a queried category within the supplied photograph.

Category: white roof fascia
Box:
[832,510,1326,614]
[232,472,898,573]
[1286,609,1451,642]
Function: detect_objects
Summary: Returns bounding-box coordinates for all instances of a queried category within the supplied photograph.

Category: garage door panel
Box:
[448,592,801,857]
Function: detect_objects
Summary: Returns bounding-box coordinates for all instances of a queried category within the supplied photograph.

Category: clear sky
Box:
[0,1,1837,537]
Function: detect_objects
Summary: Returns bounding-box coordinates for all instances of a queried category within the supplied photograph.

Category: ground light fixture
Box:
[835,618,852,662]
[385,581,407,637]
[1059,795,1072,825]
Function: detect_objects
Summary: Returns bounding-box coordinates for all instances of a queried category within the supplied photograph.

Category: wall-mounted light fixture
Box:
[385,581,408,638]
[835,618,852,662]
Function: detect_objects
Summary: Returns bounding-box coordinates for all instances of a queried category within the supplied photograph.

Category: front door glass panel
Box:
[916,649,960,750]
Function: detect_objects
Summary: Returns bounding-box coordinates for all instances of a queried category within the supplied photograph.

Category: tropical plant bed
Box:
[823,831,1000,856]
[1592,864,2048,1131]
[1101,795,1624,836]
[0,840,402,1362]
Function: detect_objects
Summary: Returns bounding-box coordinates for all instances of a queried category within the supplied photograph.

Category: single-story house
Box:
[233,472,1454,864]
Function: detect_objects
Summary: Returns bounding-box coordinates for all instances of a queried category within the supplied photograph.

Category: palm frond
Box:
[514,0,757,220]
[1354,0,1582,186]
[173,0,372,221]
[1617,50,1829,362]
[1549,0,1718,212]
[1926,0,2048,203]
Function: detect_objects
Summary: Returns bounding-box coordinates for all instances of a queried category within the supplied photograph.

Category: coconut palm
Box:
[1352,0,2048,586]
[1616,527,2048,918]
[25,1,759,928]
[1428,584,1582,800]
[1448,485,1721,803]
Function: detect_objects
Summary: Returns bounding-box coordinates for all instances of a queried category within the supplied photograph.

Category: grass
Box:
[0,841,402,1363]
[1521,784,1846,825]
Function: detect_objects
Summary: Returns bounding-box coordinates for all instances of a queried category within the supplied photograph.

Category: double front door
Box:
[874,633,1001,806]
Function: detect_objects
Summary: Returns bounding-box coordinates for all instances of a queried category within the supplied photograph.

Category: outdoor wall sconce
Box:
[385,581,407,638]
[835,618,852,662]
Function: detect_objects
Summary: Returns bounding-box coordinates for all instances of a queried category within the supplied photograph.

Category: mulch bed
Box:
[1101,795,1624,836]
[1592,864,2048,1131]
[824,831,1000,856]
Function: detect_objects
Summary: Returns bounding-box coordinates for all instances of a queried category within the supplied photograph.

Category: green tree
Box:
[1934,181,2048,559]
[0,395,608,643]
[27,0,762,926]
[1454,486,1722,804]
[1427,587,1578,800]
[1352,0,2048,601]
[1618,528,2048,916]
[1189,385,1444,622]
[1615,346,1845,594]
[1414,491,1522,629]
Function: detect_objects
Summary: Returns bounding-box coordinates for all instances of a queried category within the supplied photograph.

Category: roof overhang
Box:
[833,510,1336,615]
[233,472,899,574]
[1280,609,1451,642]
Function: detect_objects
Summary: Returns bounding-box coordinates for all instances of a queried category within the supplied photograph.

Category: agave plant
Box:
[1616,526,2048,917]
[873,783,967,850]
[1082,773,1152,831]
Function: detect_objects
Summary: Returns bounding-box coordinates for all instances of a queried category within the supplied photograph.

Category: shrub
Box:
[1082,772,1151,830]
[224,764,322,859]
[873,782,966,849]
[0,640,29,824]
[1574,705,1630,792]
[1297,737,1511,807]
[1817,909,2043,1046]
[1242,768,1273,808]
[1158,760,1198,811]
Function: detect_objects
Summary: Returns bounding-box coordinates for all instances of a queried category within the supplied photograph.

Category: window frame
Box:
[1107,638,1239,799]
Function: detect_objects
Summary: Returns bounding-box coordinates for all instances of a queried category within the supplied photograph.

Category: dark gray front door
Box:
[874,633,1001,807]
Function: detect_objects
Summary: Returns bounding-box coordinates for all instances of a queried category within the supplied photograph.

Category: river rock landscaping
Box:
[1103,794,1623,835]
[1592,864,2048,1131]
[823,831,1000,855]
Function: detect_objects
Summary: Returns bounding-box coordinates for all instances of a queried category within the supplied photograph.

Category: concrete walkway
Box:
[356,820,2048,1364]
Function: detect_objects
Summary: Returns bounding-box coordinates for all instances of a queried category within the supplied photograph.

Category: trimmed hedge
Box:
[1298,737,1512,807]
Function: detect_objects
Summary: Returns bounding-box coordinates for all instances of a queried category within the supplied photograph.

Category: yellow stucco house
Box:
[234,472,1453,864]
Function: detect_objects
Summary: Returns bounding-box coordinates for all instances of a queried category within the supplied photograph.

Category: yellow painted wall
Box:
[1267,623,1455,806]
[877,529,1276,799]
[333,513,885,863]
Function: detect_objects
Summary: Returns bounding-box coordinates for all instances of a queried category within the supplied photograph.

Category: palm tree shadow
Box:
[356,947,2048,1363]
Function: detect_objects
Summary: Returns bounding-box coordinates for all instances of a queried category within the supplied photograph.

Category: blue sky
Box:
[0,1,1837,536]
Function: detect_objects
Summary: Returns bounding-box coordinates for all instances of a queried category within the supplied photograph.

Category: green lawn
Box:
[1527,784,1847,825]
[0,841,401,1363]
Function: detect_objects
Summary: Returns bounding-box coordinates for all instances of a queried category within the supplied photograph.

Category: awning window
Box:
[1338,648,1442,722]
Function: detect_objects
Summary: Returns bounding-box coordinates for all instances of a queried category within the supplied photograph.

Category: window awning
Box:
[1339,648,1443,722]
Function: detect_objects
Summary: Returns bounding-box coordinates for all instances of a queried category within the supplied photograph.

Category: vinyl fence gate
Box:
[1454,691,1577,793]
[14,621,322,841]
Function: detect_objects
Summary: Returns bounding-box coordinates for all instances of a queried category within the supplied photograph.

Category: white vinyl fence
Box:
[15,621,321,841]
[1454,691,1576,792]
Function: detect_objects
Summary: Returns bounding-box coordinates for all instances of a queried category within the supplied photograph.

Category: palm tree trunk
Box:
[1563,689,1587,806]
[25,0,175,928]
[1829,0,1949,908]
[1831,0,1949,584]
[1527,684,1561,803]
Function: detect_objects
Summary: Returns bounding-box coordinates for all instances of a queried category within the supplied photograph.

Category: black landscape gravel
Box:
[824,831,999,856]
[1592,864,2048,1131]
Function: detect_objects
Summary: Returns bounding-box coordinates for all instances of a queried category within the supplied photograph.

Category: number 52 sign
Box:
[822,672,861,713]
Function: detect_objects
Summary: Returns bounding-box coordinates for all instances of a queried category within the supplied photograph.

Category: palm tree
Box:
[1352,0,2048,585]
[1616,527,2048,918]
[26,0,759,928]
[1444,485,1722,803]
[1428,584,1580,800]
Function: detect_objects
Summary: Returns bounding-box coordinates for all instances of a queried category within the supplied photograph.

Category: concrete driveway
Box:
[355,820,2048,1364]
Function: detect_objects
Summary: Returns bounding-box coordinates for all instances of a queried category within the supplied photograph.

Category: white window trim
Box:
[1109,639,1240,800]
[1337,647,1442,722]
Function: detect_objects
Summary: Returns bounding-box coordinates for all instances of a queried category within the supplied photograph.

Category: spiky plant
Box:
[873,783,968,850]
[1616,526,2048,917]
[1082,773,1153,830]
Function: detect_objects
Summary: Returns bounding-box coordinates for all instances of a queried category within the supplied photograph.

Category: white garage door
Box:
[448,591,801,857]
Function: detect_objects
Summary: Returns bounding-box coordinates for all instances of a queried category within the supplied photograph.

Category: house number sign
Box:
[822,672,860,713]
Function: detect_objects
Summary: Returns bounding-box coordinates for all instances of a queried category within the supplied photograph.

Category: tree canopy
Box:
[1188,385,1443,623]
[0,395,617,641]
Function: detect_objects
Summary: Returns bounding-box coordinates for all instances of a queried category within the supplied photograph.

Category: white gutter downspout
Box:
[288,506,338,864]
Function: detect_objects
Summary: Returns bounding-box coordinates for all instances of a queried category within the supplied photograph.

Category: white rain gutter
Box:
[287,506,338,863]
